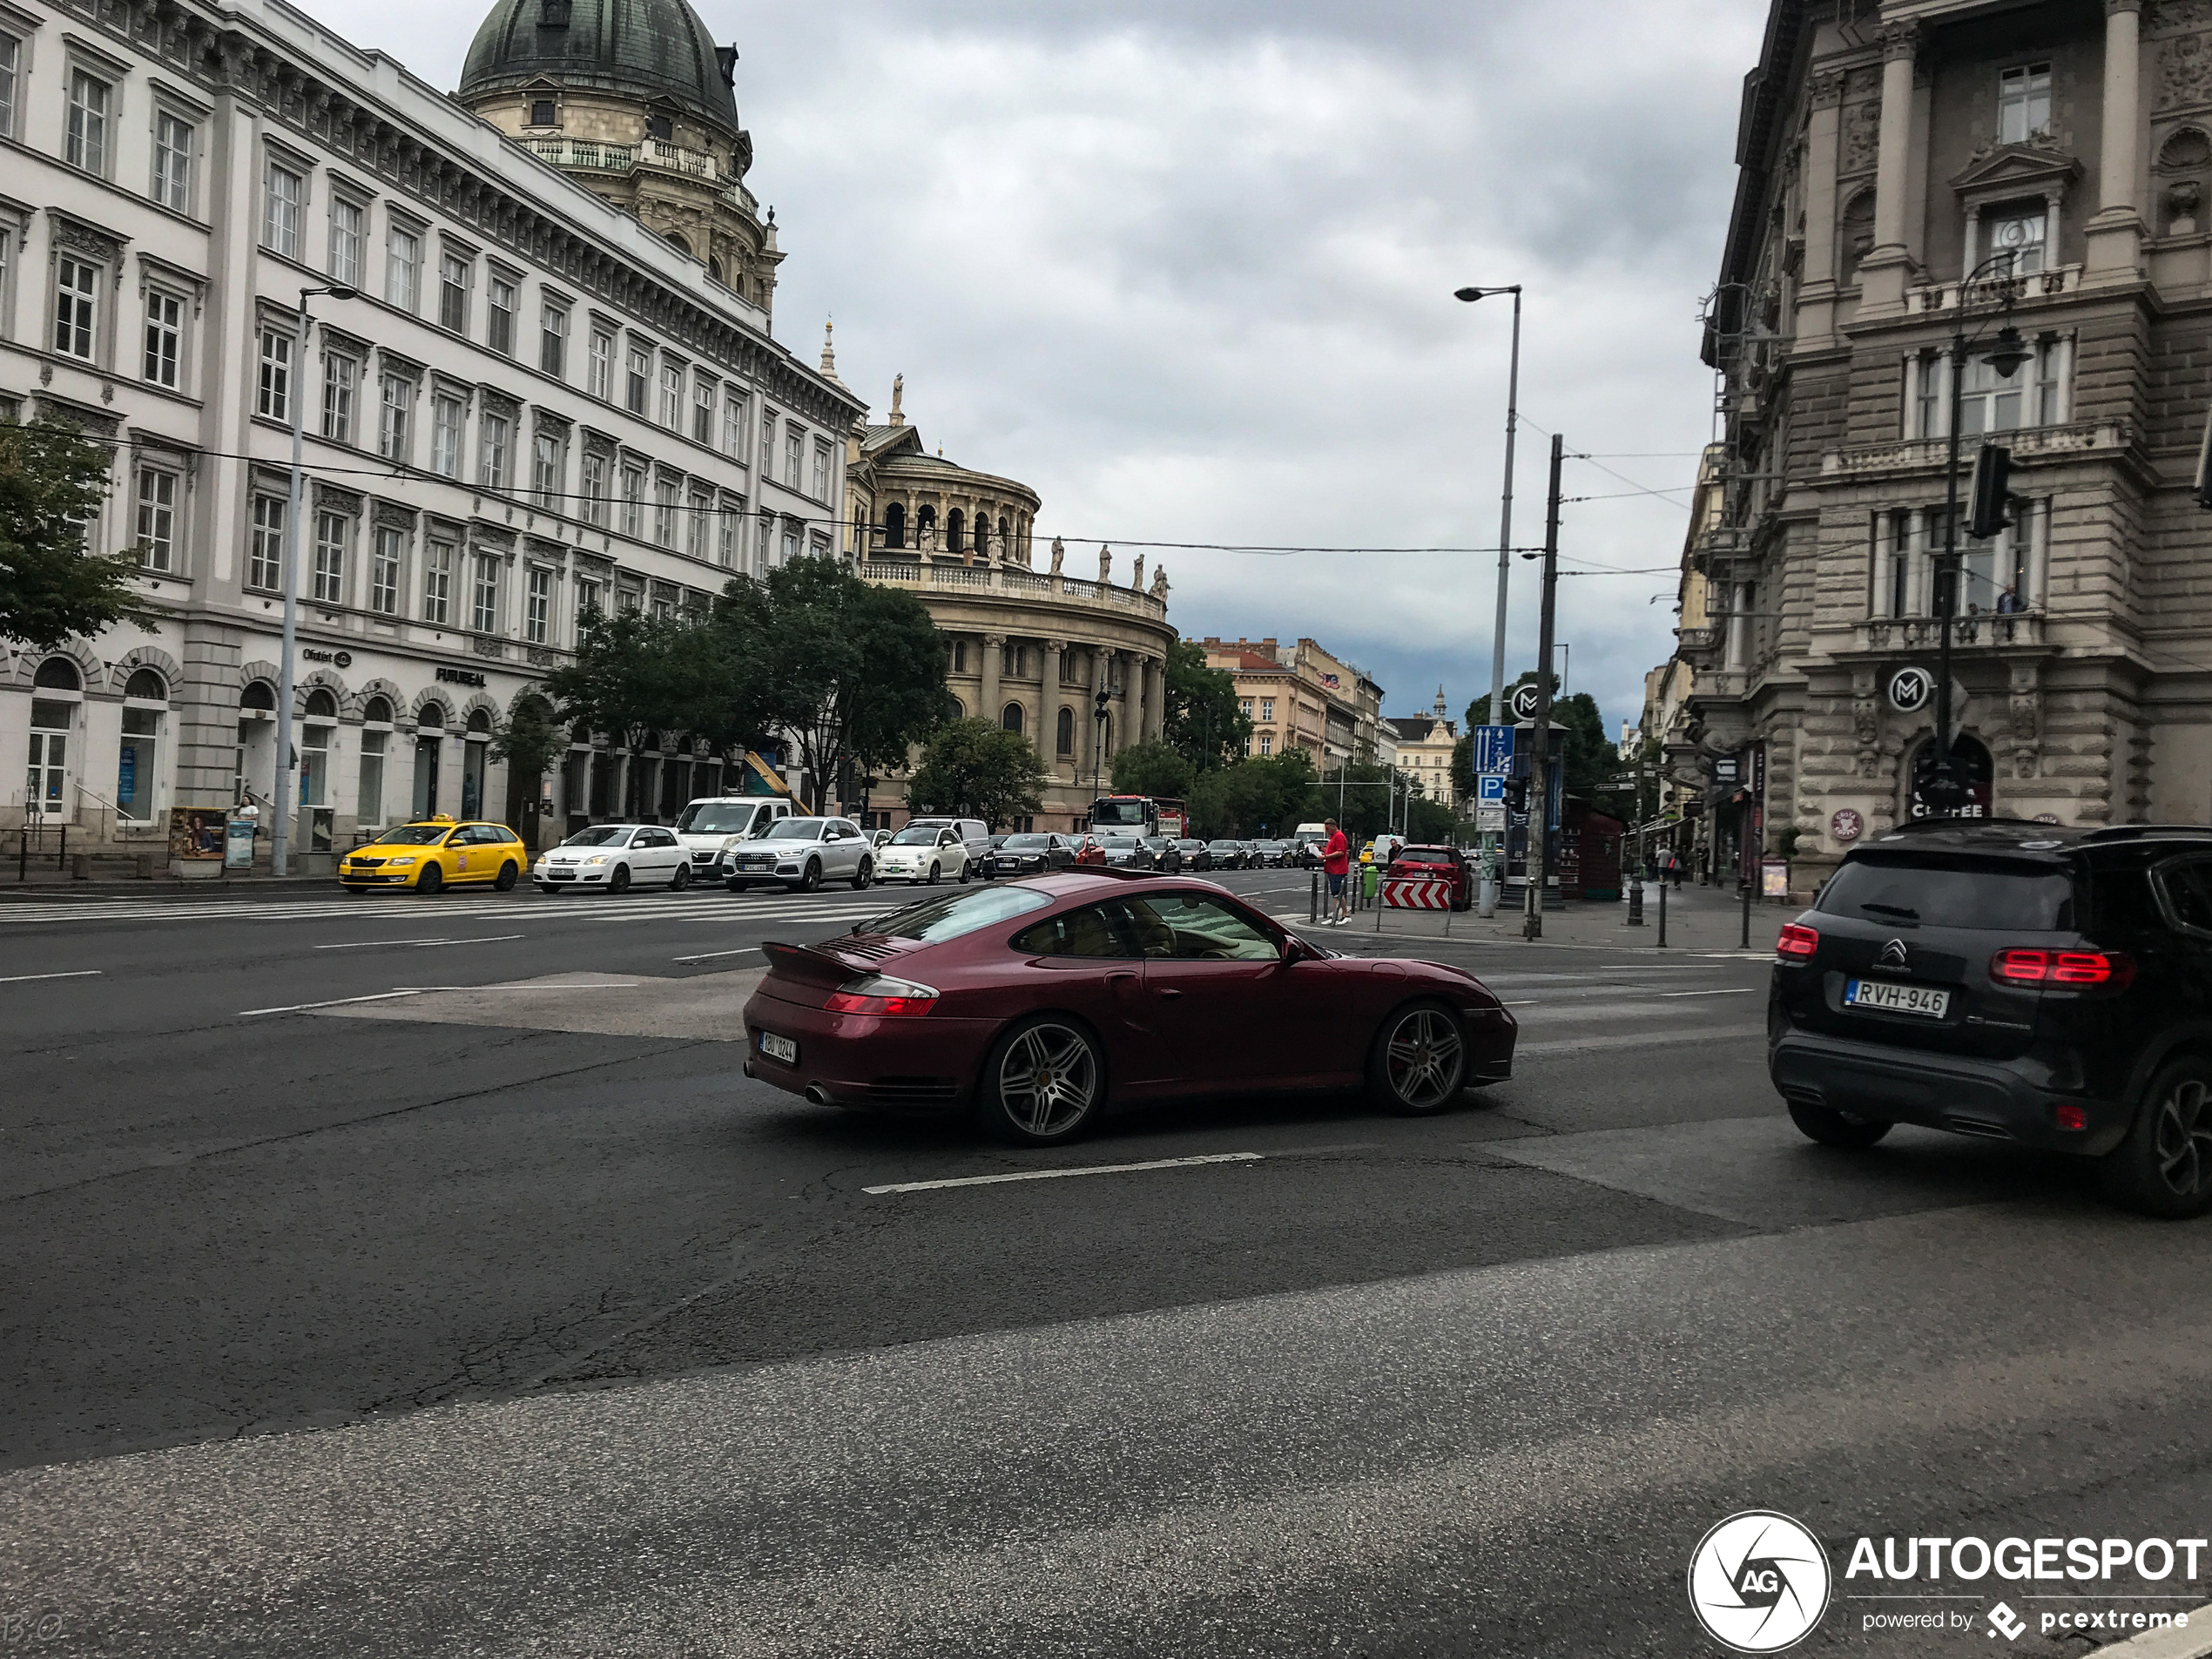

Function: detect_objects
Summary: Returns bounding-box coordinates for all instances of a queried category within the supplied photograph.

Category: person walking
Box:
[1321,817,1352,925]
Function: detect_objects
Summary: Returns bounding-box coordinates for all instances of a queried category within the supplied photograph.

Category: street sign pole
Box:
[1524,433,1563,941]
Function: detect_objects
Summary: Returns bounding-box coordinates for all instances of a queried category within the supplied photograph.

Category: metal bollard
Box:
[1309,869,1319,923]
[1626,876,1643,927]
[1657,880,1669,948]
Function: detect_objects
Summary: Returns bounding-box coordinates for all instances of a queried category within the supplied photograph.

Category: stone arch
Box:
[947,508,965,553]
[973,515,988,558]
[106,643,183,696]
[1899,729,1995,820]
[509,686,556,718]
[297,666,351,715]
[12,638,101,690]
[409,688,453,728]
[352,677,408,724]
[459,691,503,729]
[915,502,936,545]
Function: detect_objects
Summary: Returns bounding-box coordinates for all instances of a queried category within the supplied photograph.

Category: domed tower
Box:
[455,0,783,317]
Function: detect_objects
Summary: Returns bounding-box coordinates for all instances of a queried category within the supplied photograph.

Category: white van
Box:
[671,797,796,877]
[1291,822,1330,867]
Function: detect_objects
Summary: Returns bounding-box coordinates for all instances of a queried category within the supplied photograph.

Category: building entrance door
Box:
[413,735,441,819]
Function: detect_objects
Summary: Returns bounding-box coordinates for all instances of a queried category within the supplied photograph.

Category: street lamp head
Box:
[1454,285,1520,302]
[1981,323,2030,380]
[324,285,359,301]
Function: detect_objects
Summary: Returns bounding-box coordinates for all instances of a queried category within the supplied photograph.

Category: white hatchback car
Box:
[872,822,973,886]
[534,824,692,894]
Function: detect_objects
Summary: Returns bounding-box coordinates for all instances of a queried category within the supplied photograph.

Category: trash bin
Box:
[1360,864,1379,904]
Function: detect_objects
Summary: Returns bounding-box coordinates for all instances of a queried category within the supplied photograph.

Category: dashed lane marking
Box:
[0,968,104,983]
[865,1151,1264,1196]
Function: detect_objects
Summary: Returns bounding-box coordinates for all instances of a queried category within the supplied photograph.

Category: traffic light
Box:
[1502,776,1529,814]
[1967,442,2012,538]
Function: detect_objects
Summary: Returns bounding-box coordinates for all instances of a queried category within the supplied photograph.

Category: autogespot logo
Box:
[1689,1511,1833,1653]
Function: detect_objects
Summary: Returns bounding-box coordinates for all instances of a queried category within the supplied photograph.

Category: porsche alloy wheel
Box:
[980,1018,1103,1145]
[1371,1001,1467,1115]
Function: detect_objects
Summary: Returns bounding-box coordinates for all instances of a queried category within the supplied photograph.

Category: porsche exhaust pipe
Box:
[804,1084,830,1106]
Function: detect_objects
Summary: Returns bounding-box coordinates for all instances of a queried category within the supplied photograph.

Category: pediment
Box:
[1951,143,2081,199]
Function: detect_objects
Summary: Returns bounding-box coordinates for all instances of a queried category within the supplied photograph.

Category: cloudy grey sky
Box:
[310,0,1768,743]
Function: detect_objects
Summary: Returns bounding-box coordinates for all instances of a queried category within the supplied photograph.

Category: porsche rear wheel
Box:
[1368,1000,1467,1115]
[977,1017,1105,1146]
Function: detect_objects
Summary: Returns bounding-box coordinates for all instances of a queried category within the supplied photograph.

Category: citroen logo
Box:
[1878,938,1909,970]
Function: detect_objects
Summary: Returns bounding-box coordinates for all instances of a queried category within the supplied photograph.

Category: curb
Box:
[2099,1606,2212,1656]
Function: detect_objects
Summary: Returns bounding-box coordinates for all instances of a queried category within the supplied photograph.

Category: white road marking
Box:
[312,934,526,950]
[1660,988,1758,997]
[0,968,104,983]
[390,982,639,992]
[239,990,422,1016]
[864,1151,1264,1196]
[671,947,758,962]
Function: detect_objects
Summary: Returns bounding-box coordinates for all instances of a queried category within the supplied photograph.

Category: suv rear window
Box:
[1817,853,2075,931]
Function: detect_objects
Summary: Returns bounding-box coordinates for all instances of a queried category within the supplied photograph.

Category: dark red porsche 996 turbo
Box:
[740,871,1516,1144]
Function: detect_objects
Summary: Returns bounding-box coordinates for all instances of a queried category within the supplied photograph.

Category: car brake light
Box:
[1989,948,2135,990]
[2054,1103,2087,1132]
[823,973,939,1016]
[1777,923,1819,960]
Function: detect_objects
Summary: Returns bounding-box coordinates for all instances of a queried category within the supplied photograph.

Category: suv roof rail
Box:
[2080,823,2212,843]
[1883,815,2051,834]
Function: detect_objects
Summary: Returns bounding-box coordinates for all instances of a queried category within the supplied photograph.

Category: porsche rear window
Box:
[862,884,1051,942]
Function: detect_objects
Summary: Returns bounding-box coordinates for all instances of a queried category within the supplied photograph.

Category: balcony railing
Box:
[1910,263,2082,312]
[860,558,1167,619]
[1853,612,2045,653]
[524,136,741,194]
[1823,418,2133,479]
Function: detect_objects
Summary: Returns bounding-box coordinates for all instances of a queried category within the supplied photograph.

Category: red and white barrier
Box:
[1383,875,1453,910]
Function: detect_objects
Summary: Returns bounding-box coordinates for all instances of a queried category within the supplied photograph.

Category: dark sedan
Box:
[1143,836,1184,873]
[1174,839,1213,872]
[987,832,1076,879]
[1252,840,1289,867]
[1207,840,1248,870]
[1096,833,1155,870]
[742,873,1517,1143]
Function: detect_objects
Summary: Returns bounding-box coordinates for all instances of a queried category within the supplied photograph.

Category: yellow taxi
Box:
[339,815,528,894]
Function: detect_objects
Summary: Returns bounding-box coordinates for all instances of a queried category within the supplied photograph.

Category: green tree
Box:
[1161,639,1251,772]
[490,695,567,847]
[0,421,164,650]
[1189,750,1318,837]
[907,718,1047,827]
[545,607,727,752]
[1109,740,1195,803]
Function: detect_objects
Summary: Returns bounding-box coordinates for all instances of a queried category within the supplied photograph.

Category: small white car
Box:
[873,822,973,886]
[535,824,692,894]
[722,817,874,893]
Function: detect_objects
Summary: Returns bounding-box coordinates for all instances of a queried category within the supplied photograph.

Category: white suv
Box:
[723,817,873,893]
[672,796,795,878]
[873,822,974,886]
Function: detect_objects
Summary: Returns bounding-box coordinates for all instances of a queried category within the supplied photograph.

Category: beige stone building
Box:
[1671,0,2212,889]
[1200,636,1384,767]
[1386,689,1462,813]
[844,395,1177,831]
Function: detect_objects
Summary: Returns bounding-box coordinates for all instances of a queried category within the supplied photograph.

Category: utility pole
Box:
[1524,433,1563,941]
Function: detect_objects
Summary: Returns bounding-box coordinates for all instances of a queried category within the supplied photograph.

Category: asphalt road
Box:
[2,870,2207,1656]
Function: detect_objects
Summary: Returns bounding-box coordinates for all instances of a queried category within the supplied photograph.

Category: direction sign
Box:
[1473,724,1514,775]
[1477,775,1507,804]
[1887,665,1934,714]
[1507,684,1543,722]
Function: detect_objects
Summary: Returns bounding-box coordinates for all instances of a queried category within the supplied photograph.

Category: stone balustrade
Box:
[860,558,1168,620]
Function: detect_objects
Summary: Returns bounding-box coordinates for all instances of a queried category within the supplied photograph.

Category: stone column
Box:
[1798,66,1846,338]
[981,632,1004,731]
[1042,638,1066,776]
[1119,655,1138,759]
[1145,657,1163,744]
[2087,0,2145,280]
[1859,22,1920,311]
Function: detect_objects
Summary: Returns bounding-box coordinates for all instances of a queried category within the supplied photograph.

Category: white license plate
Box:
[1844,979,1951,1019]
[758,1031,798,1064]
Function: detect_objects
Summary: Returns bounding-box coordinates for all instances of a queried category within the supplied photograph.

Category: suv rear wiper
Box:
[1858,901,1920,920]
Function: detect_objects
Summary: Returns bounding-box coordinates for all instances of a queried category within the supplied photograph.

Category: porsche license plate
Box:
[1844,979,1951,1019]
[758,1030,798,1064]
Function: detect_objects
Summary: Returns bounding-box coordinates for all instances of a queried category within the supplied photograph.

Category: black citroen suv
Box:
[1769,818,2212,1217]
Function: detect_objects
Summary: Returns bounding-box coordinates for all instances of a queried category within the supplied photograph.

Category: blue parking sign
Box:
[1474,725,1514,775]
[1477,775,1507,804]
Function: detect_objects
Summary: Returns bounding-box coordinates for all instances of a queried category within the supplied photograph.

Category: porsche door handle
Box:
[1155,988,1184,1000]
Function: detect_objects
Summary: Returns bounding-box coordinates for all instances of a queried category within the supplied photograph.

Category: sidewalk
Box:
[1284,875,1792,954]
[0,862,341,894]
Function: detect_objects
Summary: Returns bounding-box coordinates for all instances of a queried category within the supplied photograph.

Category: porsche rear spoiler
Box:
[759,941,861,990]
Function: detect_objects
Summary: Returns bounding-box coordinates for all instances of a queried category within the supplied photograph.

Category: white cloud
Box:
[305,0,1766,738]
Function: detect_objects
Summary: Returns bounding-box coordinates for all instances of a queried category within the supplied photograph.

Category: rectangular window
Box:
[785,427,802,488]
[781,522,799,565]
[813,442,830,502]
[134,468,177,571]
[487,276,516,354]
[143,290,182,388]
[620,462,644,536]
[693,374,716,443]
[422,539,453,624]
[1914,354,1942,441]
[531,429,562,505]
[1960,352,2027,437]
[723,389,745,456]
[438,252,469,332]
[686,489,711,558]
[588,327,612,399]
[718,507,737,567]
[759,412,775,479]
[313,512,347,604]
[659,363,682,428]
[575,576,602,618]
[248,495,285,591]
[152,112,194,213]
[654,476,678,547]
[371,524,402,614]
[0,36,20,139]
[378,375,412,462]
[1261,698,1276,721]
[385,225,421,311]
[431,394,464,477]
[526,566,551,644]
[472,553,500,633]
[1999,63,2052,146]
[257,329,292,421]
[1983,205,2047,278]
[327,198,363,287]
[65,70,110,175]
[478,409,511,488]
[53,256,98,361]
[581,451,610,526]
[117,705,159,823]
[358,728,387,828]
[540,304,568,377]
[625,346,650,414]
[264,163,303,258]
[321,354,358,444]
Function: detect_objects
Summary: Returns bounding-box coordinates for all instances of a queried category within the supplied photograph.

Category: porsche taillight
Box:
[823,973,940,1016]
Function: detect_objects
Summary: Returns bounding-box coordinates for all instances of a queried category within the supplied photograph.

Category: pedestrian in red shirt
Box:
[1321,817,1352,924]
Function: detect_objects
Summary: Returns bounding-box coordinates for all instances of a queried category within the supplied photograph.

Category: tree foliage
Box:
[544,606,742,752]
[0,421,164,651]
[1161,639,1251,772]
[489,695,566,786]
[907,718,1047,827]
[1189,750,1318,837]
[1109,740,1196,803]
[1463,673,1615,802]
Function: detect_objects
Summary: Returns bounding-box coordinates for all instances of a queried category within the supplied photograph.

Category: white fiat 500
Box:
[533,824,691,895]
[871,822,974,886]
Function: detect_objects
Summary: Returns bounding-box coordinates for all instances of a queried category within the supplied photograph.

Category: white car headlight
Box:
[584,854,609,866]
[388,856,417,867]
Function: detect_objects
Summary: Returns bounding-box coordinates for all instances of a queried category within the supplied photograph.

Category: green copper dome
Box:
[458,0,739,132]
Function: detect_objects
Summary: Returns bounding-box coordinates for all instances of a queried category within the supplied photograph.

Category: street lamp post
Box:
[1456,283,1521,917]
[1930,255,2030,816]
[270,283,356,879]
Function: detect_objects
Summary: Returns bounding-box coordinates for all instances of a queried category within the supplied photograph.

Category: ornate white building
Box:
[0,0,858,869]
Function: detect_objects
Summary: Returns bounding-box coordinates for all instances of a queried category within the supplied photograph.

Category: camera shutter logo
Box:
[1687,1510,1831,1653]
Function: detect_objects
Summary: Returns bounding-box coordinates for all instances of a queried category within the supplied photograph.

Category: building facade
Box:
[1672,0,2212,889]
[0,0,859,868]
[1386,688,1461,813]
[844,397,1177,832]
[1200,635,1384,766]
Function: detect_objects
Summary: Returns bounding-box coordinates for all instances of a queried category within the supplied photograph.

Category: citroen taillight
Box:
[1989,948,2135,991]
[1777,923,1819,961]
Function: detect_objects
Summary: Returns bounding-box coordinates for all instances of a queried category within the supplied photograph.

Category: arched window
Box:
[947,509,964,552]
[1907,733,1995,821]
[240,681,277,711]
[362,695,395,726]
[34,658,81,691]
[124,668,167,701]
[305,688,339,719]
[417,701,448,732]
[952,639,968,674]
[973,516,988,558]
[664,232,690,257]
[468,708,494,736]
[1001,702,1024,736]
[884,501,906,550]
[916,503,936,545]
[709,257,723,282]
[1056,706,1075,757]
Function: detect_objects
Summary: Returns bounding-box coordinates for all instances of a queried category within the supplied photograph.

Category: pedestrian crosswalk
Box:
[0,888,895,927]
